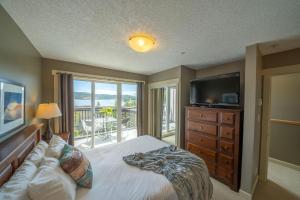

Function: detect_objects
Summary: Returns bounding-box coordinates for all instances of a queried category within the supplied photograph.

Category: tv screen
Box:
[190,73,240,107]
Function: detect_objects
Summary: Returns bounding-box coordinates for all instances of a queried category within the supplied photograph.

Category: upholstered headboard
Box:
[0,124,43,186]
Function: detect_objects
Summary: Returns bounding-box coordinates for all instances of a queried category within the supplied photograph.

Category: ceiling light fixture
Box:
[129,34,155,53]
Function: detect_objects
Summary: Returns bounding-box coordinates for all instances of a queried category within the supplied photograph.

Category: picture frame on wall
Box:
[0,79,25,141]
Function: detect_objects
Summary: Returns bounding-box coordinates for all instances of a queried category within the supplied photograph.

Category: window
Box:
[73,79,137,150]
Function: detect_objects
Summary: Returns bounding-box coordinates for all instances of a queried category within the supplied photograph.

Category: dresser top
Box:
[186,106,241,112]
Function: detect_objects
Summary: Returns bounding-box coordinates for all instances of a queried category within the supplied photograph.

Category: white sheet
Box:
[76,136,178,200]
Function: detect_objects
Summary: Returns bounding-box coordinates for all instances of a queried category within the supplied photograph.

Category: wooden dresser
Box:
[185,106,242,191]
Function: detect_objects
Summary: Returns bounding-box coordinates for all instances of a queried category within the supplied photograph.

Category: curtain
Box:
[54,73,74,145]
[149,88,164,139]
[136,82,144,136]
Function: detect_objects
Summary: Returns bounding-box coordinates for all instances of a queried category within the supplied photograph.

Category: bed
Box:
[0,125,212,200]
[77,135,178,200]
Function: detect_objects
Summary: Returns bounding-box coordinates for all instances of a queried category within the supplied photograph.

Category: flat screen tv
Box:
[190,72,240,107]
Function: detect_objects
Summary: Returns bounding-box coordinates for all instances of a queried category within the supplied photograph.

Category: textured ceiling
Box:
[1,0,300,75]
[258,36,300,55]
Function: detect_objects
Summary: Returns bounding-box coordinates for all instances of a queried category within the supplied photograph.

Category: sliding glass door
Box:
[94,82,118,147]
[121,83,137,141]
[73,79,137,150]
[73,80,93,149]
[162,86,176,137]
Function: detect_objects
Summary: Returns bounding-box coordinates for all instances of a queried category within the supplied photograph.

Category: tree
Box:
[124,98,136,107]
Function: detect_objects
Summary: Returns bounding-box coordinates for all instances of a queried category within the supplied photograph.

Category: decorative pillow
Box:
[59,144,93,188]
[0,161,37,200]
[28,157,76,200]
[25,140,48,166]
[45,134,67,158]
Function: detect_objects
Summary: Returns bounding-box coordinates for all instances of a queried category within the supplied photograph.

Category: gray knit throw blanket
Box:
[123,145,213,200]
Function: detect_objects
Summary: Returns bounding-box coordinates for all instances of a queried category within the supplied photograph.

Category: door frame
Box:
[259,64,300,182]
[148,79,180,146]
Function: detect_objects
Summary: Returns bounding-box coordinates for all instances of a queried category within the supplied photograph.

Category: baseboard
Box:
[238,175,258,200]
[238,189,252,200]
[269,157,300,171]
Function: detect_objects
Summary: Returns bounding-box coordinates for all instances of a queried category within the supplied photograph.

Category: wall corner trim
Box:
[251,175,259,196]
[238,174,258,200]
[238,189,253,200]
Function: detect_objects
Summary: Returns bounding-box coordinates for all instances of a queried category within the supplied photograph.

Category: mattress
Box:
[76,136,178,200]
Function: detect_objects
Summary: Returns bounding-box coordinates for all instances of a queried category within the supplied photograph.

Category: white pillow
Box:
[28,157,76,200]
[25,140,48,166]
[45,135,67,158]
[0,161,37,200]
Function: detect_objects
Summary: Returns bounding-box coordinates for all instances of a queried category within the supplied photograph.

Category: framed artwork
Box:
[0,79,25,141]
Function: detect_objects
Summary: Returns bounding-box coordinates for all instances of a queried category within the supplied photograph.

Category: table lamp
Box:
[36,103,62,141]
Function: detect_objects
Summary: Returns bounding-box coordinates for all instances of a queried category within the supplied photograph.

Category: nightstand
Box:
[56,132,70,143]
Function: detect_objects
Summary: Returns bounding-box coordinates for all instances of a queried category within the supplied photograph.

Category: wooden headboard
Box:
[0,124,43,186]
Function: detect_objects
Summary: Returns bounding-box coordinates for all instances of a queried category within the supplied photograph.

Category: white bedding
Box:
[76,136,178,200]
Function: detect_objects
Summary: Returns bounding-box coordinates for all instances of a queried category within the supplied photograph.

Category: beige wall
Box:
[148,66,181,83]
[41,58,148,133]
[240,44,262,194]
[179,66,196,147]
[196,60,245,78]
[148,65,196,148]
[269,73,300,166]
[41,58,147,101]
[239,46,300,194]
[263,48,300,69]
[0,5,42,141]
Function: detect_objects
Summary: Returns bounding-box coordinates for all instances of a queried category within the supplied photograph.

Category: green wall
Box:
[0,5,42,140]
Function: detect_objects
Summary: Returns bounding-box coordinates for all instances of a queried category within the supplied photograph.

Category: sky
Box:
[74,80,137,95]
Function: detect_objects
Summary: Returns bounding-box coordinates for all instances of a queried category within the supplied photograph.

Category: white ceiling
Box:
[1,0,300,75]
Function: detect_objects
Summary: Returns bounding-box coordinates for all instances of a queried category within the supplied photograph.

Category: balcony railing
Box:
[74,106,136,139]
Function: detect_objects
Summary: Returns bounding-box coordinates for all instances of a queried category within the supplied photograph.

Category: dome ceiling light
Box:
[128,34,156,53]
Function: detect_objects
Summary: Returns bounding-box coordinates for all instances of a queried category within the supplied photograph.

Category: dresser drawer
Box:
[187,131,217,150]
[206,162,216,176]
[187,143,216,164]
[218,154,234,169]
[216,167,233,185]
[187,109,218,123]
[220,126,234,140]
[220,112,235,125]
[186,121,217,136]
[220,141,234,156]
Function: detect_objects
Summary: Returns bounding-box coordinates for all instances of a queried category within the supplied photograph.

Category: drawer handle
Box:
[223,146,230,151]
[225,160,229,164]
[226,132,230,135]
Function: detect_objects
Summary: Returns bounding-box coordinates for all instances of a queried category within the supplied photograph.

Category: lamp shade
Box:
[36,103,62,119]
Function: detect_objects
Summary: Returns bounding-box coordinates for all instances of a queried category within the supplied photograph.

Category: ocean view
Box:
[75,99,116,107]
